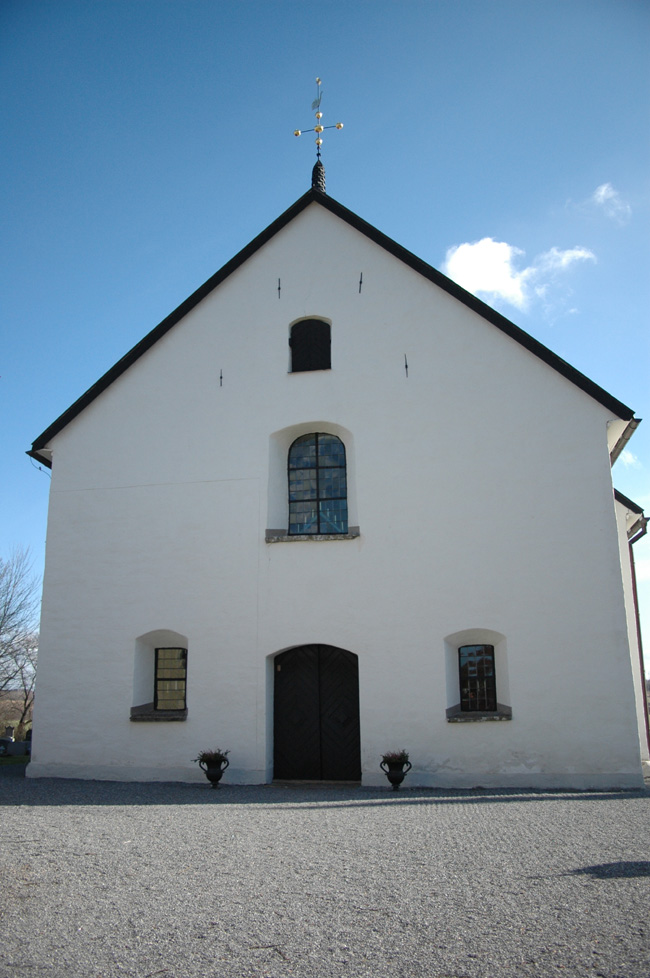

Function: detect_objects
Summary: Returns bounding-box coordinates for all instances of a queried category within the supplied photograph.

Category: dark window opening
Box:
[290,319,331,372]
[288,432,348,534]
[154,647,187,711]
[459,644,496,711]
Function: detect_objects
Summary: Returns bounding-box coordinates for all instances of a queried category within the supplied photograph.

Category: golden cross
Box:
[294,78,343,160]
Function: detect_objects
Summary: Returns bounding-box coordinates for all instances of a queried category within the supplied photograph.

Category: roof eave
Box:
[315,193,635,422]
[29,187,636,457]
[609,417,642,466]
[614,488,648,542]
[27,447,52,470]
[29,189,320,455]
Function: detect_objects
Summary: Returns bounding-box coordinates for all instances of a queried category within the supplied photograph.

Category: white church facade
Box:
[28,183,648,788]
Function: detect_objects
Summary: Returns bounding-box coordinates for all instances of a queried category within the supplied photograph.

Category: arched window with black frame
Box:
[290,319,331,372]
[288,433,348,535]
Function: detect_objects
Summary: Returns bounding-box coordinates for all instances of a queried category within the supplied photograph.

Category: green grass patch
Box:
[0,755,29,766]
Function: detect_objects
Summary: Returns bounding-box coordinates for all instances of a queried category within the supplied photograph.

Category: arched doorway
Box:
[273,645,361,781]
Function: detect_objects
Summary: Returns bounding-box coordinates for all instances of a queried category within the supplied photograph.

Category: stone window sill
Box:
[266,527,360,543]
[130,703,187,722]
[446,704,512,723]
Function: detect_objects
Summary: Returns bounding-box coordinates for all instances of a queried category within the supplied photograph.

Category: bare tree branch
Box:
[11,632,38,733]
[0,549,40,696]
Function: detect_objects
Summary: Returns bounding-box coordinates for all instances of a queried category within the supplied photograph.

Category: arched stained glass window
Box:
[288,433,348,535]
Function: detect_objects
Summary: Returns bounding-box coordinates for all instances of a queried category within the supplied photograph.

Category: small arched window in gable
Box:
[288,433,347,535]
[290,319,331,372]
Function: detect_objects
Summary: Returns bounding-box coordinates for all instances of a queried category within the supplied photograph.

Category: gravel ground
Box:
[1,766,649,978]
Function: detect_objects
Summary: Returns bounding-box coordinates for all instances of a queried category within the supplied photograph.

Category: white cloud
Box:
[590,183,631,224]
[442,237,595,312]
[443,238,531,309]
[536,246,596,272]
[619,449,641,468]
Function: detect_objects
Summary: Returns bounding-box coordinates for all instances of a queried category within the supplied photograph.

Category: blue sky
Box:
[2,0,649,647]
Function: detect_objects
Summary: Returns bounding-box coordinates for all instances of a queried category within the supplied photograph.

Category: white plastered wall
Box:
[614,498,649,763]
[29,202,643,787]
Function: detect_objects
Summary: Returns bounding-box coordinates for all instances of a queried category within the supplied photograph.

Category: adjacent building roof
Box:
[29,187,637,466]
[615,489,648,542]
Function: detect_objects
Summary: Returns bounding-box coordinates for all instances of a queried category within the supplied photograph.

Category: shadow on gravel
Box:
[569,861,650,879]
[1,767,648,809]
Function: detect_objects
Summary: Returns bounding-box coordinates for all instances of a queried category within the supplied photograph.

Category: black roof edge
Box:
[614,488,648,544]
[614,489,645,515]
[314,193,635,421]
[29,186,635,461]
[29,189,317,460]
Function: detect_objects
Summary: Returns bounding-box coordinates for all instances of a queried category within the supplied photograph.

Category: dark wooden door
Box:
[273,645,361,781]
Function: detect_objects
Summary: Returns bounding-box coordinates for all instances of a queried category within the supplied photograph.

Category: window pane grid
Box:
[155,648,187,711]
[289,451,316,470]
[459,644,496,711]
[288,433,348,534]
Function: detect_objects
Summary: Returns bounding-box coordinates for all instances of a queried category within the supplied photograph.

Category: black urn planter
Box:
[380,756,412,791]
[194,750,230,788]
[199,757,229,788]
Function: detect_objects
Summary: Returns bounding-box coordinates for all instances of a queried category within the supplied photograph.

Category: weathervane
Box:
[294,77,343,164]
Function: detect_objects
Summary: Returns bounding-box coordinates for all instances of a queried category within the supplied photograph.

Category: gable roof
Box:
[29,187,636,466]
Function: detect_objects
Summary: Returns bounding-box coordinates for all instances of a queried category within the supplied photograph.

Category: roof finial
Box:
[293,77,343,192]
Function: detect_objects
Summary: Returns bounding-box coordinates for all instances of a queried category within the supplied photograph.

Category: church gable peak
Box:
[28,189,635,466]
